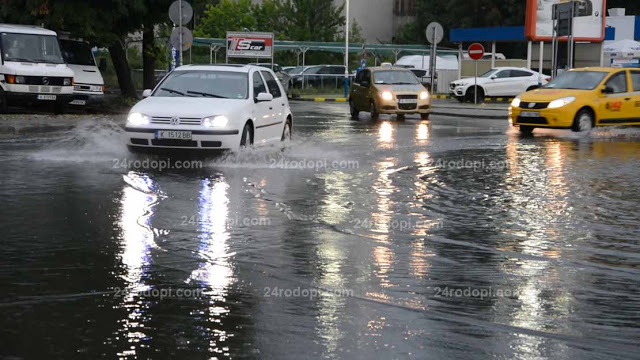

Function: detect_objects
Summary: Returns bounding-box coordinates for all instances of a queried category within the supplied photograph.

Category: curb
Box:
[289,96,347,102]
[290,95,514,104]
[429,111,505,120]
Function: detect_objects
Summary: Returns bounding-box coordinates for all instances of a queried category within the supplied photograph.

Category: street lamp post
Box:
[344,0,350,98]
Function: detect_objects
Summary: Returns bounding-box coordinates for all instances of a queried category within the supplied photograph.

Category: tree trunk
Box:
[109,40,137,99]
[142,25,157,90]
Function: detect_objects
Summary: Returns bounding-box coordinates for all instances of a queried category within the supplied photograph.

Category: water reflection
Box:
[416,121,430,142]
[378,121,394,148]
[189,177,235,356]
[115,172,159,358]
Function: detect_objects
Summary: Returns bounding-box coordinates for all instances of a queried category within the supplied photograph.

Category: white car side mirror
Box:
[490,75,497,80]
[142,89,152,98]
[256,92,273,102]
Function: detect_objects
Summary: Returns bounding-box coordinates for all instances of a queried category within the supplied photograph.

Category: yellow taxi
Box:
[349,64,431,121]
[510,67,640,134]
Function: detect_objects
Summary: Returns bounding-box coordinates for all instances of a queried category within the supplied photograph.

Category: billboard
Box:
[226,32,274,59]
[525,0,607,42]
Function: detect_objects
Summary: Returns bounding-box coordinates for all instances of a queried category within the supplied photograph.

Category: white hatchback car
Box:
[125,64,292,152]
[449,67,550,102]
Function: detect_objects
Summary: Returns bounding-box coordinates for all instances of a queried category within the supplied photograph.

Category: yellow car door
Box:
[359,69,373,110]
[597,70,636,125]
[629,70,640,123]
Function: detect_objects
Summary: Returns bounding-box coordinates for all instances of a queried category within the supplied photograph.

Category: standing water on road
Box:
[1,102,640,359]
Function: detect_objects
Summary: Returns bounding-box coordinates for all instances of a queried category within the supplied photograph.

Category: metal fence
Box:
[289,74,356,90]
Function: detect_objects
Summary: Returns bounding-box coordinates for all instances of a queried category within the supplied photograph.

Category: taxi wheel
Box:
[397,114,406,122]
[571,109,594,133]
[240,122,253,148]
[349,99,359,120]
[519,126,534,135]
[370,102,379,120]
[420,113,430,120]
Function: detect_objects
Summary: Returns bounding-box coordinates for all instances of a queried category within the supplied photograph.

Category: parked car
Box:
[250,63,290,93]
[125,64,292,152]
[510,67,640,134]
[449,67,550,102]
[59,39,105,106]
[289,65,346,89]
[0,24,74,114]
[282,66,297,74]
[349,65,431,121]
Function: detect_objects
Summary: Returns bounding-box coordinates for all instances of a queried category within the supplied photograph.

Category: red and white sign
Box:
[226,32,274,58]
[468,43,485,61]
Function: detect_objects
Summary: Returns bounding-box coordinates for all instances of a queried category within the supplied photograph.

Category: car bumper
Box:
[5,92,74,104]
[70,92,104,105]
[125,127,242,151]
[509,106,576,128]
[377,98,431,114]
[451,87,465,97]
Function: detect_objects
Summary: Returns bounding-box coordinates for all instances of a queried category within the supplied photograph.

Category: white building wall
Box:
[606,16,637,41]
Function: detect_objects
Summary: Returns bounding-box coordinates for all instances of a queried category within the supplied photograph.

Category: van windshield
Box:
[59,40,95,66]
[1,33,64,64]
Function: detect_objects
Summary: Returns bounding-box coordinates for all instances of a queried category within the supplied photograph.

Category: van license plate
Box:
[520,111,540,118]
[70,100,86,105]
[37,95,57,101]
[155,130,192,140]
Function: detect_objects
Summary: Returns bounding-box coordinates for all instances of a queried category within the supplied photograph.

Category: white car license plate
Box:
[37,95,57,101]
[155,130,192,140]
[398,99,418,104]
[520,111,540,118]
[70,99,86,105]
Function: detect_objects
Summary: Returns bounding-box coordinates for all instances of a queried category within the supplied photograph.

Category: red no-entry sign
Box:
[468,43,485,61]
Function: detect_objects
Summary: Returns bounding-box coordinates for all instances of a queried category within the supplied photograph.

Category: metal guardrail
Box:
[289,73,356,90]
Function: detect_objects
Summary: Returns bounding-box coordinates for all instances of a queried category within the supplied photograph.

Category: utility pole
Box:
[344,0,350,98]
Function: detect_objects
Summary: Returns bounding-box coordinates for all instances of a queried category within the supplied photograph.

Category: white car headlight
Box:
[90,85,103,92]
[203,115,228,128]
[127,112,150,126]
[548,96,576,109]
[511,96,521,107]
[420,91,429,100]
[63,78,72,86]
[381,91,393,101]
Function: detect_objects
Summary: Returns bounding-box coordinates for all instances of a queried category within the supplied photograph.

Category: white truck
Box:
[59,38,105,106]
[0,24,74,113]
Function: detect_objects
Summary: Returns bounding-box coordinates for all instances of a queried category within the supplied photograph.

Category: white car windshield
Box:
[544,71,608,90]
[60,40,95,66]
[1,33,64,64]
[373,70,419,85]
[154,71,249,99]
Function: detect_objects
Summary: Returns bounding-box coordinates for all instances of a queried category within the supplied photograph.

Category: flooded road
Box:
[1,102,640,359]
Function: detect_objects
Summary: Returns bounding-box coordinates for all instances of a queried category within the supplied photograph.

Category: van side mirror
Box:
[142,89,152,98]
[99,58,107,72]
[601,86,614,94]
[256,92,273,102]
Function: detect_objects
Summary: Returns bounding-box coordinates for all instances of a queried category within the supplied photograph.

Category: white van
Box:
[0,24,74,113]
[59,39,105,106]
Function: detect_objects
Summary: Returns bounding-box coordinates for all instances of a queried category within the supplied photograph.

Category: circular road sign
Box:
[426,22,444,44]
[169,0,193,25]
[170,26,193,51]
[468,43,485,61]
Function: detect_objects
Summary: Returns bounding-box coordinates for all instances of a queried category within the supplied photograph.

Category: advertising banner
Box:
[525,0,607,42]
[226,32,274,59]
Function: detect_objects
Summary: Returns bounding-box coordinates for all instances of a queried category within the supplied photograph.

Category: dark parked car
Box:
[289,65,346,89]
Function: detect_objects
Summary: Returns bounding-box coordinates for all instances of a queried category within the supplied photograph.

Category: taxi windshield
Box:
[373,70,419,85]
[545,71,608,90]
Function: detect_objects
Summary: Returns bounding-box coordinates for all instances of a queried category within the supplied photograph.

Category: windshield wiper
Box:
[187,91,226,98]
[6,57,35,63]
[393,82,417,85]
[160,87,186,96]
